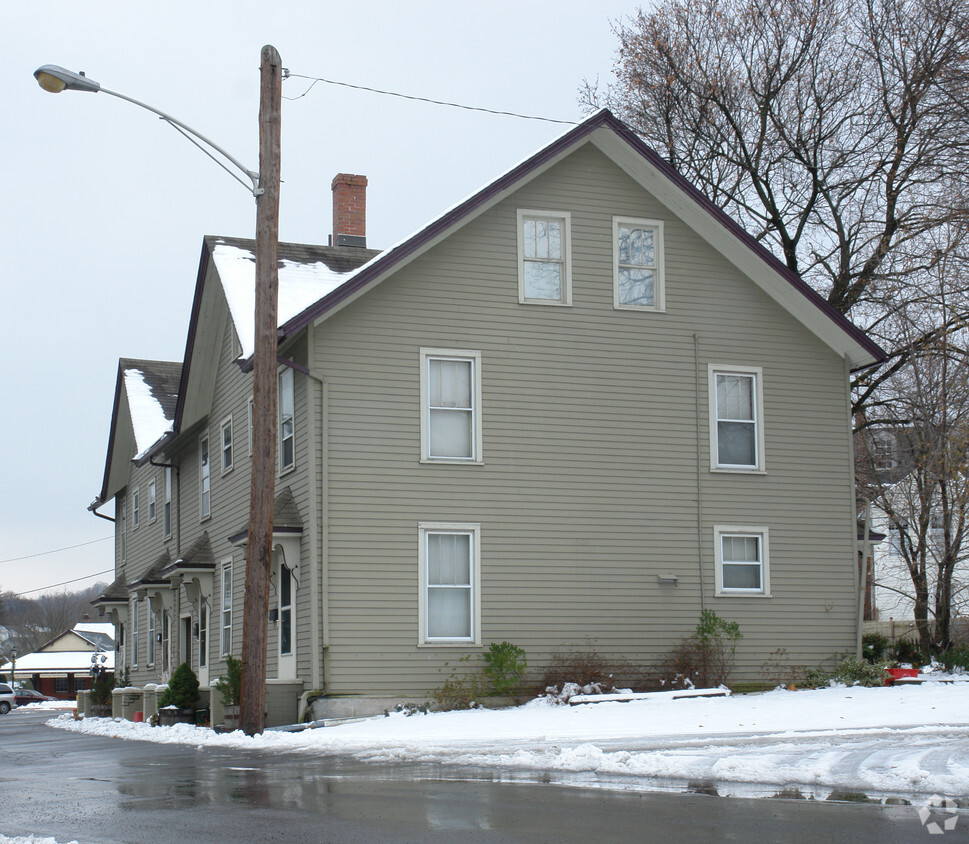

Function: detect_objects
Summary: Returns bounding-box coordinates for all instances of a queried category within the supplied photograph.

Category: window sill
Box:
[715,591,771,598]
[418,641,481,648]
[711,467,767,475]
[614,303,666,313]
[518,299,572,307]
[420,458,484,466]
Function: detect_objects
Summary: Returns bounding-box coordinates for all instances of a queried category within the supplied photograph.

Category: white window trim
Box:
[613,216,665,312]
[131,487,140,530]
[147,605,156,667]
[418,522,482,646]
[419,349,483,464]
[130,598,139,668]
[714,525,771,597]
[517,209,572,306]
[220,415,234,475]
[199,432,211,521]
[148,479,157,523]
[120,497,127,563]
[708,364,766,473]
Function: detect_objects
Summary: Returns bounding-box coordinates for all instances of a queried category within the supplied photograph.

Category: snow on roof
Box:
[1,650,114,674]
[125,367,174,458]
[213,243,366,359]
[73,622,115,638]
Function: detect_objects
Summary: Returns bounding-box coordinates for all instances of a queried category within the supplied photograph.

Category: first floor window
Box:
[131,599,139,667]
[279,563,292,656]
[419,523,480,643]
[199,601,208,668]
[715,526,770,596]
[147,607,156,665]
[614,217,664,310]
[517,209,571,304]
[710,365,764,471]
[221,562,232,655]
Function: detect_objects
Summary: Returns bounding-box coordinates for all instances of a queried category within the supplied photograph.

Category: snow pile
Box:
[44,682,969,798]
[17,701,75,711]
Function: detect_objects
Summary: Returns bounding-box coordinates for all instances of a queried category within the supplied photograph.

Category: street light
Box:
[33,64,260,196]
[35,47,282,735]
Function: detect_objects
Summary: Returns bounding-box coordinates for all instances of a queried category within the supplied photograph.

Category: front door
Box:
[274,543,296,680]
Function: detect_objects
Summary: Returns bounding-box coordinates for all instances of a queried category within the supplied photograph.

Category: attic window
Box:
[517,210,572,306]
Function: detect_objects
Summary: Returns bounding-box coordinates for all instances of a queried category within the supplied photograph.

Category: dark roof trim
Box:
[279,109,884,367]
[227,524,303,546]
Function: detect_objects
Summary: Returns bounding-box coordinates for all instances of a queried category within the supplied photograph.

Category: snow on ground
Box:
[17,701,75,712]
[44,682,969,801]
[0,838,78,844]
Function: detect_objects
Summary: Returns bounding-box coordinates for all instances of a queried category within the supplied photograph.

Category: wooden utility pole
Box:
[240,45,282,737]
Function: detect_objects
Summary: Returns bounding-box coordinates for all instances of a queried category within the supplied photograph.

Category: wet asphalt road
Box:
[0,709,959,843]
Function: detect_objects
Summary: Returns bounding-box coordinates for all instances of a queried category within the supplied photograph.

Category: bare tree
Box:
[584,0,969,413]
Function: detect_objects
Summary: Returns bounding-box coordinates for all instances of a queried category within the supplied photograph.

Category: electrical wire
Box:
[0,536,112,565]
[284,72,578,126]
[13,569,115,597]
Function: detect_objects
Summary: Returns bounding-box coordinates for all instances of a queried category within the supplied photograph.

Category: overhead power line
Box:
[0,536,112,565]
[284,72,578,126]
[13,568,115,597]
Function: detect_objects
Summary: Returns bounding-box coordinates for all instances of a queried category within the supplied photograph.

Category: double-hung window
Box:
[709,365,765,472]
[221,562,232,656]
[148,479,156,522]
[163,467,172,539]
[130,598,139,667]
[132,488,140,529]
[613,217,664,310]
[517,210,571,305]
[420,349,482,463]
[419,523,481,644]
[279,369,295,472]
[119,498,127,563]
[715,526,770,596]
[221,417,233,473]
[199,434,211,519]
[147,606,156,666]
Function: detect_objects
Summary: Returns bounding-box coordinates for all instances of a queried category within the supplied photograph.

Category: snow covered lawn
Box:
[45,682,969,801]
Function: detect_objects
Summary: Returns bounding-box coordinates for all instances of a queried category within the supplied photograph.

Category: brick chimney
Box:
[331,173,368,247]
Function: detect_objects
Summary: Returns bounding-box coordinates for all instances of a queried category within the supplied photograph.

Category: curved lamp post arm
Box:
[34,64,261,196]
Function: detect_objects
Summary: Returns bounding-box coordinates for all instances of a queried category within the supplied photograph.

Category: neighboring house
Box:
[89,110,883,723]
[0,623,115,699]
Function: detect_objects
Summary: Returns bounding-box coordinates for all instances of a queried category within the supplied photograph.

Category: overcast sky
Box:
[0,1,629,596]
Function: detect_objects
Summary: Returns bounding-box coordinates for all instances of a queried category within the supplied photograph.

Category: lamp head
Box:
[34,65,101,94]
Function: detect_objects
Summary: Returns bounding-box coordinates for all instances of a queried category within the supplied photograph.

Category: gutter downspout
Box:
[302,325,325,692]
[694,333,706,613]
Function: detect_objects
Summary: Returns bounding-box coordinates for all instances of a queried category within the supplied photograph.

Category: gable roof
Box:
[277,109,884,370]
[93,358,181,509]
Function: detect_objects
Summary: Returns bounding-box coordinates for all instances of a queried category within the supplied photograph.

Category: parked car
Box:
[0,683,15,714]
[13,688,57,706]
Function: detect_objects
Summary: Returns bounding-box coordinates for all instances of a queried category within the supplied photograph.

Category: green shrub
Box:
[861,633,891,664]
[213,654,242,707]
[114,666,130,689]
[158,663,200,711]
[939,644,969,672]
[894,637,925,666]
[691,610,743,686]
[483,642,527,698]
[91,673,114,707]
[433,655,486,710]
[804,656,887,688]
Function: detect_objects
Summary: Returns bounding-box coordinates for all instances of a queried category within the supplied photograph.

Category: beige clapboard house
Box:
[91,110,884,723]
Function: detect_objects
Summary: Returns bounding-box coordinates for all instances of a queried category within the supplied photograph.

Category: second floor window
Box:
[120,498,127,562]
[200,434,211,520]
[614,217,664,310]
[279,369,295,472]
[221,417,233,473]
[710,366,764,472]
[148,480,156,522]
[420,350,482,463]
[163,467,172,539]
[132,488,140,528]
